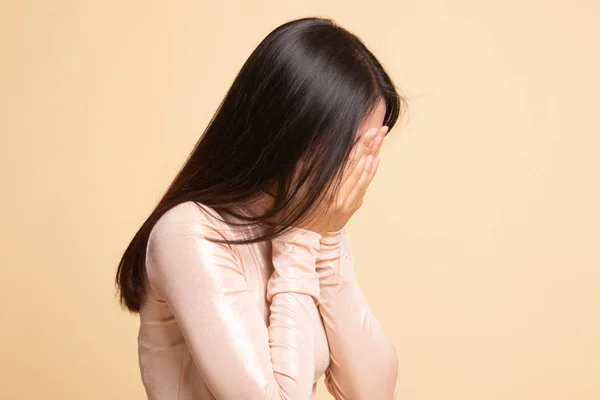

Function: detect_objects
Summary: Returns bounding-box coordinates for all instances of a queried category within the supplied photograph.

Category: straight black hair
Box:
[116,16,407,312]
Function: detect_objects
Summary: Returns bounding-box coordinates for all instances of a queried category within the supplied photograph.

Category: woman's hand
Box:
[303,125,388,235]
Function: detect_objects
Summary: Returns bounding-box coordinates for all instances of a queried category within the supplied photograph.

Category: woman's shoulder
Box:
[144,201,240,300]
[150,201,229,240]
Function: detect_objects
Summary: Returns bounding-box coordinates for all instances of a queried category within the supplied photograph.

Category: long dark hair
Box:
[116,16,407,312]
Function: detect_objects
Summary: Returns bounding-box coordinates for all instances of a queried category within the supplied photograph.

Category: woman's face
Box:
[299,98,387,173]
[263,98,388,213]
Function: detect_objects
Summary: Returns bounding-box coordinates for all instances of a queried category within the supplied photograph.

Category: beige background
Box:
[1,1,599,399]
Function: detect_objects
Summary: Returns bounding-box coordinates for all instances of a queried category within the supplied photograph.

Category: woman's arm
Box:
[145,203,322,400]
[316,228,399,400]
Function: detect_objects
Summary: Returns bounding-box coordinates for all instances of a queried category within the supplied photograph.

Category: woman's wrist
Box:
[276,225,324,243]
[268,226,322,304]
[320,228,343,245]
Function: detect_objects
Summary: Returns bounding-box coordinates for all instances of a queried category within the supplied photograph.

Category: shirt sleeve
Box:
[145,203,323,400]
[316,228,400,400]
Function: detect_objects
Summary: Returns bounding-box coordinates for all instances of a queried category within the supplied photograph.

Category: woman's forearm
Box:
[266,227,324,398]
[316,229,399,400]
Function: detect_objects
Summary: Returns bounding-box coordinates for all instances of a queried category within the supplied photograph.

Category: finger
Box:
[343,153,368,191]
[346,157,372,207]
[366,155,380,185]
[369,126,388,157]
[346,155,373,205]
[369,136,382,159]
[343,127,378,183]
[366,126,387,181]
[367,126,382,150]
[360,126,379,148]
[378,124,389,139]
[348,127,377,170]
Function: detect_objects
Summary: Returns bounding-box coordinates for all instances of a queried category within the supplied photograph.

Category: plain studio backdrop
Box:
[1,1,599,399]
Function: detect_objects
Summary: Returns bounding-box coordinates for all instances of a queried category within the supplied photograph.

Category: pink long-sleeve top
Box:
[139,199,399,399]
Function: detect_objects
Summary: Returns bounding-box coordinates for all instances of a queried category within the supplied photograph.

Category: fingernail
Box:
[381,126,389,135]
[367,155,373,164]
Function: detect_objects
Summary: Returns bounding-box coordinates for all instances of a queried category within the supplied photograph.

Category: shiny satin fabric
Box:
[138,199,399,399]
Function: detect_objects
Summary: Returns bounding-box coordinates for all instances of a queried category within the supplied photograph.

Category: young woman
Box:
[116,16,406,400]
